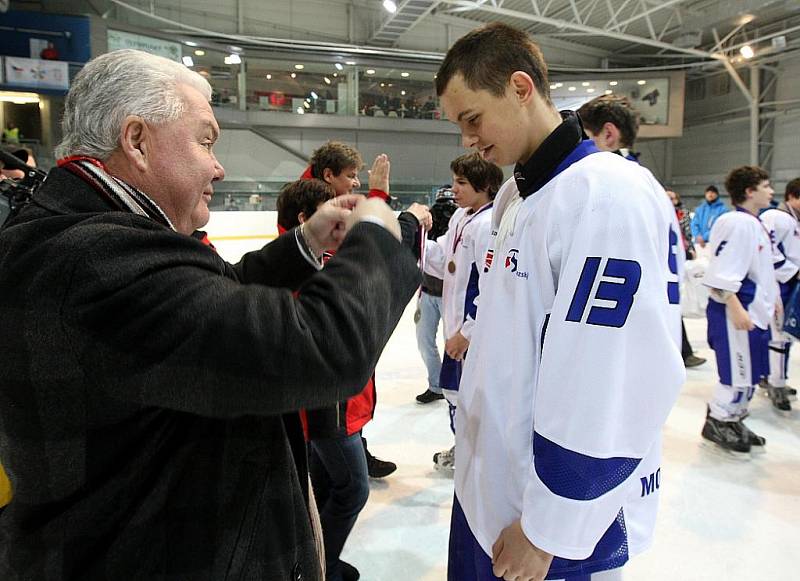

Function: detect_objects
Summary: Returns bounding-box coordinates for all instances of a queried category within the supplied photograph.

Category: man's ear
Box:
[322,167,335,184]
[298,211,307,224]
[602,122,620,148]
[509,71,536,106]
[118,115,149,172]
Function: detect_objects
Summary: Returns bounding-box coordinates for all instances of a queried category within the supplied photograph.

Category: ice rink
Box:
[347,307,800,580]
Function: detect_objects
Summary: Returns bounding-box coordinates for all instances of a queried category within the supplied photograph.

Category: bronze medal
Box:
[448,260,456,274]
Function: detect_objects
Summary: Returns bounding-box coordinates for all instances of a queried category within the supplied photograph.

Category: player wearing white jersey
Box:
[424,153,502,471]
[437,23,685,581]
[760,206,800,411]
[701,166,779,453]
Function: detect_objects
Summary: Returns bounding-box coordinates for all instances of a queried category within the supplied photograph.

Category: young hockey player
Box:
[702,166,779,452]
[424,152,503,473]
[437,22,685,581]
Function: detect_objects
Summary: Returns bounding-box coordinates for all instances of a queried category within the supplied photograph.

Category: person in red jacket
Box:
[294,143,430,581]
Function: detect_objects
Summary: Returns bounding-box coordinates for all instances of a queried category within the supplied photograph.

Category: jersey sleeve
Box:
[520,173,685,560]
[769,211,800,279]
[702,216,757,293]
[423,233,447,278]
[459,215,492,341]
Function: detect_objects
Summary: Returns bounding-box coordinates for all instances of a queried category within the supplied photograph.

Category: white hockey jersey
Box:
[424,203,493,342]
[703,209,779,329]
[455,147,685,577]
[760,208,800,284]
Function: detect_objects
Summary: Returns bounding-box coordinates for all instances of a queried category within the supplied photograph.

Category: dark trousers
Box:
[681,318,693,359]
[310,431,370,581]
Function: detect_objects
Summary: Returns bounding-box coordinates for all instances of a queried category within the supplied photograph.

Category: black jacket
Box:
[0,168,420,580]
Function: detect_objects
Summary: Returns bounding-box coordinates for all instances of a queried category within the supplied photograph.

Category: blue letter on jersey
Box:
[567,258,641,328]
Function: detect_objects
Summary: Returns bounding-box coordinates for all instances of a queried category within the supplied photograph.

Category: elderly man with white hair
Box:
[0,50,420,580]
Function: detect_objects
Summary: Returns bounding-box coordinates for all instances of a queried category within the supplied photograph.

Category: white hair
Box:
[55,49,212,160]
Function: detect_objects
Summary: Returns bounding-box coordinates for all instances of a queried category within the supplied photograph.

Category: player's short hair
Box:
[277,179,335,230]
[435,22,550,103]
[308,141,363,179]
[450,152,504,200]
[705,185,719,195]
[577,94,640,148]
[725,166,769,205]
[785,177,800,201]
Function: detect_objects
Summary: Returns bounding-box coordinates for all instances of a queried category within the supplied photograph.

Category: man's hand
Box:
[368,154,390,194]
[727,296,754,331]
[302,194,360,252]
[696,235,706,248]
[347,197,402,241]
[445,332,469,361]
[775,297,784,332]
[406,202,432,231]
[492,520,553,581]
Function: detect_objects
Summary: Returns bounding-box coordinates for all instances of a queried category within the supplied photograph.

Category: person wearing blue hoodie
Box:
[691,185,729,248]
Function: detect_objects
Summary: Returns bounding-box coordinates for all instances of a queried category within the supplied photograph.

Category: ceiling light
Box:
[401,90,406,96]
[609,81,618,86]
[266,74,272,80]
[586,88,595,93]
[0,91,39,104]
[581,81,590,87]
[549,84,557,90]
[185,41,198,47]
[345,61,356,66]
[605,89,613,95]
[297,107,305,115]
[740,44,755,59]
[380,82,385,87]
[294,64,304,70]
[182,56,194,67]
[291,72,297,79]
[383,0,397,13]
[230,45,242,53]
[637,80,646,85]
[333,73,338,77]
[310,91,319,100]
[388,83,393,87]
[335,63,344,71]
[324,76,331,84]
[224,53,241,65]
[303,101,310,109]
[194,49,205,56]
[401,72,410,77]
[366,69,376,75]
[568,86,576,91]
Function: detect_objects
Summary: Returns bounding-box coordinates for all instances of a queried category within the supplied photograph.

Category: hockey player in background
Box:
[423,152,503,474]
[702,166,780,453]
[437,22,685,581]
[759,182,800,412]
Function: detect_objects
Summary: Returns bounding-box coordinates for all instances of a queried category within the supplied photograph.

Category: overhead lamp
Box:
[291,72,297,79]
[266,74,272,80]
[324,76,331,84]
[194,49,205,56]
[740,44,755,59]
[224,53,241,65]
[401,90,406,96]
[310,91,319,100]
[383,0,397,13]
[380,82,385,87]
[581,81,590,87]
[296,107,305,115]
[401,72,410,78]
[549,83,557,90]
[586,88,595,93]
[303,101,311,109]
[229,45,242,53]
[345,61,356,66]
[185,41,198,47]
[366,69,376,75]
[294,64,305,70]
[604,89,613,95]
[0,91,40,104]
[609,81,618,86]
[182,56,194,67]
[637,79,646,85]
[333,73,338,77]
[568,86,576,91]
[335,63,344,71]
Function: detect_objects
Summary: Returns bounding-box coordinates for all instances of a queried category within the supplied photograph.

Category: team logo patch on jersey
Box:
[484,248,494,272]
[505,248,519,273]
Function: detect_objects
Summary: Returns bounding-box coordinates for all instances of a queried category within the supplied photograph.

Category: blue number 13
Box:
[566,257,642,328]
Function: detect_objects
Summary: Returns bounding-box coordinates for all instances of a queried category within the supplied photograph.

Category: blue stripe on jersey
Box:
[551,139,600,183]
[440,353,462,392]
[707,300,733,386]
[449,496,627,581]
[738,277,756,309]
[463,262,480,323]
[775,241,786,270]
[532,432,641,501]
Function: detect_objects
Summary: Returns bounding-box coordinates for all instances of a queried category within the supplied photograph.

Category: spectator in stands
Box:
[691,185,728,248]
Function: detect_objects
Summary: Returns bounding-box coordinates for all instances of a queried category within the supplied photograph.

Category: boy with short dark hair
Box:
[702,166,779,450]
[277,179,335,231]
[577,94,640,160]
[437,22,684,581]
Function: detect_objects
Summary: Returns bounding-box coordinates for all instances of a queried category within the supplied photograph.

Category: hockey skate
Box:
[433,445,455,474]
[701,412,751,453]
[731,420,766,447]
[759,380,792,411]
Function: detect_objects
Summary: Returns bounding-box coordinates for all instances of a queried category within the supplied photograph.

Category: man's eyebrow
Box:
[457,109,476,122]
[203,121,219,139]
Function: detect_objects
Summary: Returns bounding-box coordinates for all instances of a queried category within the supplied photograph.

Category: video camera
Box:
[0,148,46,227]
